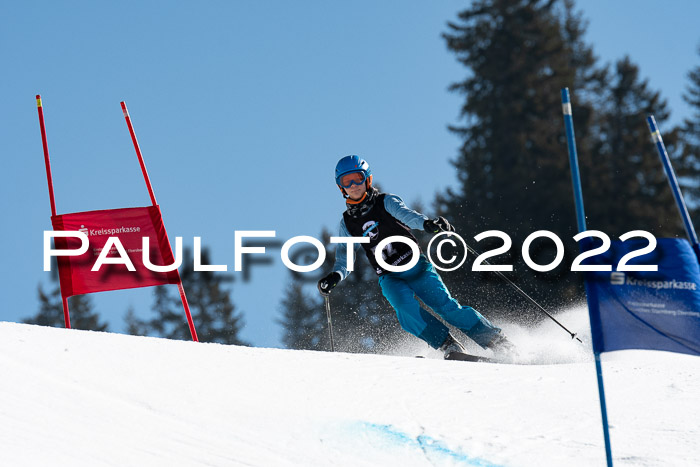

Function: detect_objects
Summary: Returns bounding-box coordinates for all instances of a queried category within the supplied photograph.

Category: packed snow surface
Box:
[1,308,698,466]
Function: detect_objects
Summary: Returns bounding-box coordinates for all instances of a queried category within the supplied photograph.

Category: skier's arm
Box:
[319,219,363,295]
[331,218,362,281]
[383,194,429,230]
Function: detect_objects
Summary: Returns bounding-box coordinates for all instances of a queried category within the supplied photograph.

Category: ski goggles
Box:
[338,171,367,188]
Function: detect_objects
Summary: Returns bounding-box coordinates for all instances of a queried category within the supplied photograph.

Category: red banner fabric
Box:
[51,206,180,297]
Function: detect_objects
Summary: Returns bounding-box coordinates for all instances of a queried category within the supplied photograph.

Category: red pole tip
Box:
[36,95,42,107]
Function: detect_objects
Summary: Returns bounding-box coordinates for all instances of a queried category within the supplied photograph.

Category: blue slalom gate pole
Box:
[561,89,587,232]
[647,115,700,263]
[561,88,614,467]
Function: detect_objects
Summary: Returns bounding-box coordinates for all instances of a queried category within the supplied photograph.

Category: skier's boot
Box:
[439,333,466,360]
[487,332,518,360]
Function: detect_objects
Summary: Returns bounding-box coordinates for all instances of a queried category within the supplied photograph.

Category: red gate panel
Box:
[51,205,180,297]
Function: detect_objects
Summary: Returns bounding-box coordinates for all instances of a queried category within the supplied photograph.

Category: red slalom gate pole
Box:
[177,283,199,342]
[61,297,72,329]
[36,95,71,329]
[36,95,58,217]
[120,101,198,342]
[121,102,158,206]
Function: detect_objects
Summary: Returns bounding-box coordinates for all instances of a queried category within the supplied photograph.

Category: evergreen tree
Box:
[26,267,108,331]
[126,248,248,345]
[278,282,325,350]
[677,46,700,221]
[441,0,601,232]
[587,56,685,238]
[439,0,604,317]
[439,1,698,323]
[124,306,145,336]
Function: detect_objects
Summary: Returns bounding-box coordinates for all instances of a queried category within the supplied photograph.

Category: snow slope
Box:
[1,309,698,467]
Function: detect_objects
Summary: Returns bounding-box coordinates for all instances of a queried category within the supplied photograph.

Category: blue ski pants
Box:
[378,254,500,349]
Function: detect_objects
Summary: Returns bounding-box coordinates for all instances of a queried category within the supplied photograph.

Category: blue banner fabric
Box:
[585,238,700,356]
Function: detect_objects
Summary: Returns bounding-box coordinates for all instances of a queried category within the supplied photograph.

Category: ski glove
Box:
[423,216,455,234]
[318,271,341,296]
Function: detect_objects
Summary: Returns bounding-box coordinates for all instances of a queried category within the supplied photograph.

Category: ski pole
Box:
[324,295,336,352]
[460,239,583,343]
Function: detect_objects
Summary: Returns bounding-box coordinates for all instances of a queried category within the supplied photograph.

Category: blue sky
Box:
[2,1,698,348]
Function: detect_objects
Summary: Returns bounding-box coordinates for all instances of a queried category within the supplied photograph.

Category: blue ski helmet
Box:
[335,155,372,194]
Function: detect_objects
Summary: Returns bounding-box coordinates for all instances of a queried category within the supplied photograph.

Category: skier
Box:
[317,155,515,359]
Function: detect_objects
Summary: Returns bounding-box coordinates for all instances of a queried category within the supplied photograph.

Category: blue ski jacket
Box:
[331,193,428,280]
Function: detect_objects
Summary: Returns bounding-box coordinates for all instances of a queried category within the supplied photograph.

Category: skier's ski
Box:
[444,351,500,363]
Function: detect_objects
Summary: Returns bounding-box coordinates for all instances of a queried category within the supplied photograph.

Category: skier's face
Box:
[346,180,367,200]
